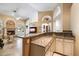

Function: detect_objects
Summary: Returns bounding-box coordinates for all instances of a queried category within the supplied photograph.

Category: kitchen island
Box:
[22,32,54,56]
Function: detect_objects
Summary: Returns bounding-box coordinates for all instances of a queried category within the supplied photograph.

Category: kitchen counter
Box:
[16,33,46,42]
[16,33,43,38]
[29,33,54,56]
[16,32,53,39]
[22,32,53,56]
[31,35,53,47]
[54,32,75,56]
[22,32,75,56]
[55,36,75,40]
[53,32,75,40]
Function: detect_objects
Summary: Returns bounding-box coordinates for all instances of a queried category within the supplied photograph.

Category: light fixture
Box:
[16,17,22,20]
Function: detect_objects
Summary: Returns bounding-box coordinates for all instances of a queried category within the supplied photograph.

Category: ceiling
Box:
[0,3,57,11]
[0,3,58,18]
[29,3,57,11]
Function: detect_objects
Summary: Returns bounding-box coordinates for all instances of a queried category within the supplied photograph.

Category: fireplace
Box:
[7,28,15,35]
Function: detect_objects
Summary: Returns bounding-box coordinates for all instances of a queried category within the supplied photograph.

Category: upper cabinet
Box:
[53,3,72,32]
[63,3,72,31]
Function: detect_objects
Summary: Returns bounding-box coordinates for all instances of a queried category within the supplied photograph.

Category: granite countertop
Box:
[55,36,75,39]
[16,33,45,38]
[31,36,53,47]
[53,32,75,40]
[25,33,44,37]
[16,32,53,39]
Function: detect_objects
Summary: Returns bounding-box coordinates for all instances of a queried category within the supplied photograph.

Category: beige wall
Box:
[0,14,24,28]
[6,20,15,29]
[37,11,53,33]
[0,14,16,28]
[63,3,72,31]
[71,3,79,55]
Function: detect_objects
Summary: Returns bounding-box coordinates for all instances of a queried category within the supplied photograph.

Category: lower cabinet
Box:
[64,39,74,56]
[45,40,55,56]
[56,38,74,56]
[56,38,63,54]
[30,39,55,56]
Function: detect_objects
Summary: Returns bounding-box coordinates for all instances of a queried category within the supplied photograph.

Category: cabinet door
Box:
[45,40,56,56]
[64,40,74,56]
[45,47,52,56]
[50,40,55,54]
[56,38,63,54]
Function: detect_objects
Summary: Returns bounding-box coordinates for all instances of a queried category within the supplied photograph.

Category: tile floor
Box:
[0,36,62,56]
[0,37,22,56]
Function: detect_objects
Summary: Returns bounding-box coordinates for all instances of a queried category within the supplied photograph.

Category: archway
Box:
[41,16,52,33]
[6,20,15,35]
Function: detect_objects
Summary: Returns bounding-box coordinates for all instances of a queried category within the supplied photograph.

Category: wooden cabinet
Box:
[31,39,55,56]
[45,39,55,56]
[56,38,63,54]
[50,39,55,54]
[63,4,72,31]
[56,38,74,56]
[23,37,31,56]
[53,4,72,32]
[64,39,74,56]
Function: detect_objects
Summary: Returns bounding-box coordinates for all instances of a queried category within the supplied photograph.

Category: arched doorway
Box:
[41,15,52,33]
[6,20,15,35]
